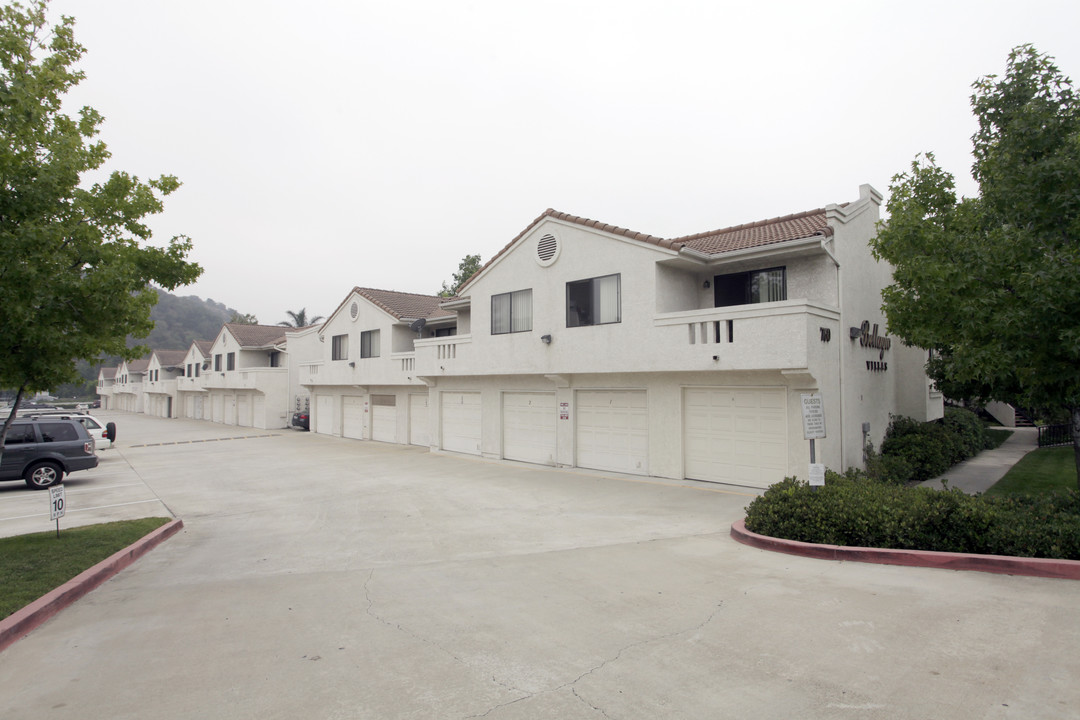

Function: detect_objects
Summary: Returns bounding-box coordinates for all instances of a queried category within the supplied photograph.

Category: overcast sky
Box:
[47,0,1080,328]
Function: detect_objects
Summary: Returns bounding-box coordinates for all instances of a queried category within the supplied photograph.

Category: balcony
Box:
[413,335,472,374]
[301,354,424,388]
[177,376,206,392]
[652,300,840,372]
[203,367,287,390]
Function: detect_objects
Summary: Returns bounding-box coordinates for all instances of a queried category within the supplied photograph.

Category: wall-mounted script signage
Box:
[859,320,891,372]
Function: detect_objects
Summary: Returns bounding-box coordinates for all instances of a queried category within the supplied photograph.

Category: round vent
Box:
[536,233,560,267]
[350,301,359,319]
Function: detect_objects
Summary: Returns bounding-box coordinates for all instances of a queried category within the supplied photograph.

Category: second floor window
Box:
[361,330,380,358]
[714,267,786,307]
[227,352,236,371]
[214,354,222,371]
[332,334,348,361]
[567,274,620,328]
[491,289,533,334]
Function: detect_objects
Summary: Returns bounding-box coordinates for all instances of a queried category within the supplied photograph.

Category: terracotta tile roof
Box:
[458,205,834,293]
[125,355,152,373]
[335,287,455,322]
[194,340,213,355]
[152,350,188,367]
[225,323,288,348]
[671,208,832,255]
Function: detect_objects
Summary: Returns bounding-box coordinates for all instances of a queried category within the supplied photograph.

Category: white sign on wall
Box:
[808,463,826,487]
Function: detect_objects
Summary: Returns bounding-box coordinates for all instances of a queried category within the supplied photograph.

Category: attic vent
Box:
[536,233,560,267]
[350,301,359,319]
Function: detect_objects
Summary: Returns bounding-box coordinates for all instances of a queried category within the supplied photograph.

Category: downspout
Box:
[822,237,845,469]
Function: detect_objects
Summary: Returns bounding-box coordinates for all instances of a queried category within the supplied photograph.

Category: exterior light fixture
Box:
[541,334,552,344]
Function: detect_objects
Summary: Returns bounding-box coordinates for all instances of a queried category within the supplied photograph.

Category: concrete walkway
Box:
[918,426,1040,494]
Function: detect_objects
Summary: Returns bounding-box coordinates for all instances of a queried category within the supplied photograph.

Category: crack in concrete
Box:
[361,570,534,716]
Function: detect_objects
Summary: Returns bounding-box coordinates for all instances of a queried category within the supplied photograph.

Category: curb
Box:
[0,518,184,653]
[730,519,1080,581]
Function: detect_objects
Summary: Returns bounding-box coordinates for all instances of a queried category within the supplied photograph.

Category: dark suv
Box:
[1,417,98,489]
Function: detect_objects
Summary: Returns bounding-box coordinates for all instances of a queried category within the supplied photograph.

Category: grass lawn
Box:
[985,447,1077,497]
[984,427,1013,449]
[0,517,170,620]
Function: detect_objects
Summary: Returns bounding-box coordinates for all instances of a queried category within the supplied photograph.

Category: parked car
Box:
[291,411,310,431]
[1,417,98,489]
[21,412,116,449]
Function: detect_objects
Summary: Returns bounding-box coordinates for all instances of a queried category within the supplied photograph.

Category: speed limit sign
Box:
[50,485,66,521]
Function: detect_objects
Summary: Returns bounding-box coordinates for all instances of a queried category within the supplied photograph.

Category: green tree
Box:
[870,45,1080,485]
[439,253,482,297]
[277,308,323,327]
[229,312,258,325]
[0,1,201,444]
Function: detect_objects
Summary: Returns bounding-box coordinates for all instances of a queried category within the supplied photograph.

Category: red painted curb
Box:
[0,518,184,653]
[730,519,1080,580]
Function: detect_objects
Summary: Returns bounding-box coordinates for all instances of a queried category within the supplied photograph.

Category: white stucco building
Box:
[393,184,941,488]
[111,356,151,413]
[143,350,187,418]
[203,323,292,429]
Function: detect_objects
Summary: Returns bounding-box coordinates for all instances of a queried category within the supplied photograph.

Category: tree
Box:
[277,308,323,327]
[870,45,1080,486]
[230,312,258,325]
[0,1,201,446]
[439,253,482,297]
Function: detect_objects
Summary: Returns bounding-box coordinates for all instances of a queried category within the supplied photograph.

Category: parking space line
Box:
[2,498,166,522]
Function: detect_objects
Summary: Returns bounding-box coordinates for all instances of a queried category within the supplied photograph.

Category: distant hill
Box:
[141,287,239,351]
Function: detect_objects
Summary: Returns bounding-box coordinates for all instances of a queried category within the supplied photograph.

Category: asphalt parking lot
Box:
[2,412,1079,719]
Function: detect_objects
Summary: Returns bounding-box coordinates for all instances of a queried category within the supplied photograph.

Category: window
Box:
[40,423,78,442]
[195,363,200,377]
[214,354,222,372]
[361,330,380,358]
[331,334,348,361]
[434,327,457,337]
[6,425,36,444]
[566,274,620,327]
[226,352,236,371]
[491,289,533,334]
[269,351,281,368]
[713,267,786,307]
[185,364,191,377]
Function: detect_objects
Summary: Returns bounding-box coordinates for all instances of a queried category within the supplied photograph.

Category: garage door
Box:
[237,393,252,427]
[224,394,236,426]
[212,394,223,423]
[372,395,397,443]
[253,394,266,429]
[576,390,648,475]
[503,393,556,465]
[683,387,788,488]
[343,396,365,439]
[315,395,335,435]
[441,392,481,455]
[409,394,430,447]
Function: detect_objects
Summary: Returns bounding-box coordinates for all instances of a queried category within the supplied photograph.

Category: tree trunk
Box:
[0,385,26,465]
[1073,406,1080,492]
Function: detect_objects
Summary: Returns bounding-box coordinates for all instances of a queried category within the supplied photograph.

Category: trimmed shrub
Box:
[744,472,1080,560]
[874,408,994,484]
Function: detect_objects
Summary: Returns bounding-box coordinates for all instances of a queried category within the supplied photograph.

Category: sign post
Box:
[800,394,827,489]
[49,484,66,538]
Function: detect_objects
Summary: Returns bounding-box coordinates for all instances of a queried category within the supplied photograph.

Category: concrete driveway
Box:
[2,413,1079,719]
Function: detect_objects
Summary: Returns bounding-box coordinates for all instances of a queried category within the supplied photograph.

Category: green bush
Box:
[744,472,1080,560]
[874,408,995,484]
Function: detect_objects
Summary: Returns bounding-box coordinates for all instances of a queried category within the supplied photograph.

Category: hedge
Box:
[868,408,1002,485]
[744,472,1080,560]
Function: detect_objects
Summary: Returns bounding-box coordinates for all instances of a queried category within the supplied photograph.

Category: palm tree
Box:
[278,308,324,328]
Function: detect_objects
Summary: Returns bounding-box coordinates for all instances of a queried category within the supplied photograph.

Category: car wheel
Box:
[24,461,63,489]
[106,422,117,443]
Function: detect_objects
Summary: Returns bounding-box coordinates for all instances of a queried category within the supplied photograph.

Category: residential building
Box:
[95,368,116,409]
[204,323,290,429]
[177,340,213,420]
[400,184,941,488]
[144,350,187,418]
[111,355,151,413]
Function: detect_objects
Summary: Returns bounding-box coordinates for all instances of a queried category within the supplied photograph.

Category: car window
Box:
[39,422,79,442]
[79,418,101,430]
[6,425,37,444]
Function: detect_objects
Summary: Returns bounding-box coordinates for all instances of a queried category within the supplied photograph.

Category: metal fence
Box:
[1038,424,1074,448]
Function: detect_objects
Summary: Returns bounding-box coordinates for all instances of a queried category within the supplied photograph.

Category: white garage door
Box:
[684,387,788,488]
[343,396,365,439]
[237,393,252,427]
[409,394,430,447]
[576,390,648,475]
[315,395,335,435]
[253,394,266,429]
[441,392,481,455]
[372,395,397,443]
[212,394,224,423]
[503,393,556,465]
